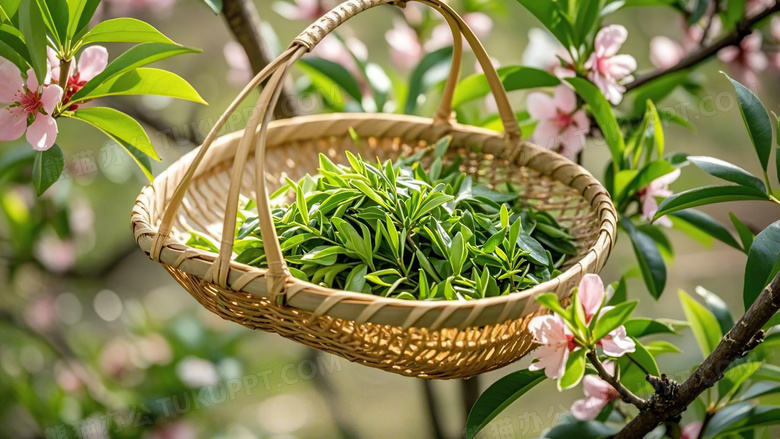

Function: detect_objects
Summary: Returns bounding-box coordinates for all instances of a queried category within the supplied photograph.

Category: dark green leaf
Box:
[405,46,453,114]
[624,318,685,338]
[679,289,722,357]
[622,218,666,299]
[694,286,734,335]
[703,401,754,438]
[670,209,742,252]
[724,73,773,172]
[300,57,363,104]
[729,213,754,252]
[718,361,760,402]
[540,420,619,439]
[464,369,546,439]
[687,156,766,193]
[654,185,768,219]
[18,0,47,83]
[31,145,64,196]
[566,77,625,172]
[593,301,637,341]
[743,220,780,310]
[514,0,573,47]
[628,337,660,376]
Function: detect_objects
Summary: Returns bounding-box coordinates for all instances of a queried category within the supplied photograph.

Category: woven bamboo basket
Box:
[131,0,618,379]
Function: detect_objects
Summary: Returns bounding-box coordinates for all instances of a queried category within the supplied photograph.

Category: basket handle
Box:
[151,0,522,297]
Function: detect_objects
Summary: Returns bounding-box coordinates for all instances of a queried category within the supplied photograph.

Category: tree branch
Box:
[587,351,648,409]
[221,0,297,119]
[625,4,780,92]
[615,272,780,439]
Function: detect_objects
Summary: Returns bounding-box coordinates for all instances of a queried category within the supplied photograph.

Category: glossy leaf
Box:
[718,361,761,403]
[79,18,175,45]
[559,348,587,390]
[687,156,766,193]
[300,57,362,104]
[567,77,625,172]
[593,301,637,341]
[679,289,722,357]
[708,406,780,438]
[405,46,453,114]
[464,369,546,439]
[724,73,773,172]
[31,145,64,196]
[743,220,780,309]
[75,67,206,104]
[670,209,743,252]
[18,0,47,83]
[71,42,201,101]
[694,286,734,335]
[729,212,754,252]
[629,337,661,376]
[452,66,560,108]
[66,0,99,40]
[622,218,666,299]
[67,107,159,161]
[624,318,684,338]
[515,0,573,47]
[654,185,769,219]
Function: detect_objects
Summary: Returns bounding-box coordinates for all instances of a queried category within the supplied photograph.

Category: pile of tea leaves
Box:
[187,136,577,300]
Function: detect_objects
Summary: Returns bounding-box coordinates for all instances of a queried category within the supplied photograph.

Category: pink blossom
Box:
[313,36,366,78]
[526,85,590,159]
[273,0,333,21]
[584,25,637,104]
[579,274,636,357]
[522,28,576,77]
[747,0,775,16]
[386,18,423,70]
[0,58,63,150]
[571,361,621,421]
[143,421,196,439]
[223,41,252,87]
[718,31,769,86]
[681,421,703,439]
[650,36,686,69]
[639,169,681,227]
[528,314,576,379]
[49,46,108,108]
[772,16,780,42]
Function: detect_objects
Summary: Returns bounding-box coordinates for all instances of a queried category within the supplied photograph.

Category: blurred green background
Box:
[1,0,779,438]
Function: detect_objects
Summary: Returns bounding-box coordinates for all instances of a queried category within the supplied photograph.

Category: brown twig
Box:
[614,272,780,439]
[586,351,648,409]
[625,3,780,92]
[221,0,297,119]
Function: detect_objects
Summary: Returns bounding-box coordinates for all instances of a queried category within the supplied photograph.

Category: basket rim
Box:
[132,113,617,330]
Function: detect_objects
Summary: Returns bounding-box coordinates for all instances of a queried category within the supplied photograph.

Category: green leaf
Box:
[670,209,743,252]
[74,68,207,104]
[34,0,68,45]
[679,289,722,357]
[405,46,453,115]
[450,232,466,275]
[66,0,100,40]
[703,401,754,438]
[592,301,637,341]
[622,218,666,299]
[536,292,569,318]
[201,0,222,13]
[558,348,587,390]
[464,369,546,439]
[31,145,64,196]
[724,73,773,172]
[718,361,761,403]
[79,18,175,45]
[729,213,754,252]
[0,0,21,18]
[0,23,31,64]
[514,0,573,47]
[694,286,734,335]
[573,0,603,46]
[566,77,625,172]
[71,42,201,102]
[617,159,675,204]
[300,57,363,104]
[67,107,159,161]
[738,382,780,401]
[629,338,661,376]
[776,112,780,187]
[654,185,769,219]
[452,66,560,108]
[687,156,766,193]
[743,220,780,310]
[18,0,47,84]
[707,405,780,438]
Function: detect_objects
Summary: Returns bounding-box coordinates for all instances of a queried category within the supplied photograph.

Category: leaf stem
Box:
[586,351,648,409]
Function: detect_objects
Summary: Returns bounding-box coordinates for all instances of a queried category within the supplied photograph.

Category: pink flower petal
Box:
[0,58,24,104]
[600,326,636,357]
[26,114,58,151]
[47,47,61,81]
[650,36,685,69]
[26,68,39,91]
[0,106,27,141]
[641,195,659,221]
[578,274,605,320]
[464,12,493,38]
[526,92,557,120]
[595,25,628,58]
[718,46,740,63]
[654,215,674,228]
[552,85,577,113]
[607,54,638,78]
[532,120,561,150]
[681,422,703,439]
[77,46,109,82]
[529,344,570,379]
[652,168,681,189]
[41,85,64,114]
[571,396,608,421]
